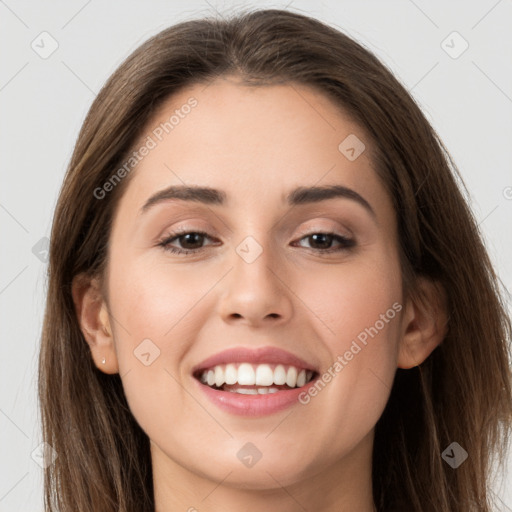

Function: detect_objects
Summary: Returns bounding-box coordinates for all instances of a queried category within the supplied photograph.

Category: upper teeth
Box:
[199,363,314,388]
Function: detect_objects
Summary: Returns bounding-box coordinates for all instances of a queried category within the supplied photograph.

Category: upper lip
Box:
[192,346,319,375]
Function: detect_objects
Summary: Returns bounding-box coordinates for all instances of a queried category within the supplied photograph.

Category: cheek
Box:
[105,254,223,408]
[296,252,403,422]
[295,252,403,434]
[300,252,403,350]
[108,255,217,341]
[105,262,200,446]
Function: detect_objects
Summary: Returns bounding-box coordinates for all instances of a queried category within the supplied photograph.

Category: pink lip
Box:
[191,346,319,417]
[194,375,319,416]
[192,345,318,374]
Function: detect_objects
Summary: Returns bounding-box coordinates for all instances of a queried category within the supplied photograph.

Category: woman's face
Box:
[104,77,405,492]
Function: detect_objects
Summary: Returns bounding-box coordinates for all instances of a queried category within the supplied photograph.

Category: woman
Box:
[39,8,512,511]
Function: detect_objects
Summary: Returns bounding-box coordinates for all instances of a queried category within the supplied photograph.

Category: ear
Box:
[398,277,448,369]
[71,273,119,374]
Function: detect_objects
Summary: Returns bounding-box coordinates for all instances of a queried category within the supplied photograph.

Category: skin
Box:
[73,77,446,512]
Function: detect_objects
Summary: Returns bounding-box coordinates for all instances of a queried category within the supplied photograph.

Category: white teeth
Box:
[237,363,256,385]
[229,387,280,395]
[257,387,279,394]
[255,364,274,386]
[229,388,258,395]
[225,363,237,385]
[286,366,298,387]
[215,365,224,387]
[199,362,315,389]
[274,364,287,385]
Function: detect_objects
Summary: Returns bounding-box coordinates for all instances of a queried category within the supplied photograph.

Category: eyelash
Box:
[157,230,355,256]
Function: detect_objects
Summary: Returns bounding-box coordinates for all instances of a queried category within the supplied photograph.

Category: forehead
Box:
[115,77,389,219]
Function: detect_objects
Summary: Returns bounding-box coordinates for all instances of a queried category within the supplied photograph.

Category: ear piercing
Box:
[102,357,106,364]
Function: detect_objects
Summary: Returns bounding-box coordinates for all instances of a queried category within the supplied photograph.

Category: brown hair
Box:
[39,8,512,511]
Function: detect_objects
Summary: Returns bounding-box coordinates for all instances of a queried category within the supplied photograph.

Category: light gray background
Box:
[1,0,511,510]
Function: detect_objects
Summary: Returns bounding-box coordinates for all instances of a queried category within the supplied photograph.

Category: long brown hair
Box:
[39,8,512,511]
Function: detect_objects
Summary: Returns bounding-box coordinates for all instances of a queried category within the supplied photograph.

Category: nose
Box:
[217,240,294,328]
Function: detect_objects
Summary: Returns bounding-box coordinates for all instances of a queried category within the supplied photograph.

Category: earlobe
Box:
[397,277,448,369]
[71,273,119,374]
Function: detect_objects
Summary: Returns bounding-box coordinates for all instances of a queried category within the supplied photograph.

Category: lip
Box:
[194,374,319,416]
[191,345,319,416]
[192,345,319,374]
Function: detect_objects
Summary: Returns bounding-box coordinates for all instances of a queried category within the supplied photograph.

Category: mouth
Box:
[191,346,320,415]
[193,362,318,394]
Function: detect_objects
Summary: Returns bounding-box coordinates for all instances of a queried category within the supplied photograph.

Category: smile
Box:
[195,363,316,393]
[192,346,320,416]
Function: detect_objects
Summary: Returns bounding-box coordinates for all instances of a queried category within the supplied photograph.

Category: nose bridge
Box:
[230,202,280,277]
[232,232,282,294]
[218,231,294,325]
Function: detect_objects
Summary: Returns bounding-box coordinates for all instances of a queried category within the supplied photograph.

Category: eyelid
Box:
[294,222,354,239]
[159,223,352,243]
[159,215,353,239]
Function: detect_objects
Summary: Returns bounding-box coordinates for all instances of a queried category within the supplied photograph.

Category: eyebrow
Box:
[139,184,375,218]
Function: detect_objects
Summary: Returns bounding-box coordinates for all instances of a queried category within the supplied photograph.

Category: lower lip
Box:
[194,377,318,416]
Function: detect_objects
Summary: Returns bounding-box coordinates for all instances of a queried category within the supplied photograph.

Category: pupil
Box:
[182,233,203,249]
[311,234,331,248]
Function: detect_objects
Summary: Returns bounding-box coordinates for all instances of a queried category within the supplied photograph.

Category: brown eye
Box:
[158,230,216,255]
[176,233,206,249]
[307,233,335,249]
[294,232,355,253]
[158,230,355,257]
